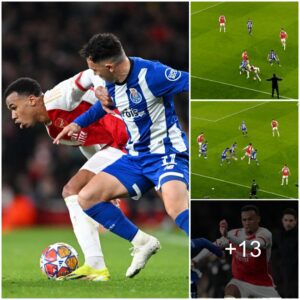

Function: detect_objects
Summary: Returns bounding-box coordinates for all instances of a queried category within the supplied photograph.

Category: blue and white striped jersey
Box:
[75,57,189,157]
[201,143,207,152]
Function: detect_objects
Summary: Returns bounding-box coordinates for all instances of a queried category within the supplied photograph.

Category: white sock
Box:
[65,195,106,270]
[131,230,150,247]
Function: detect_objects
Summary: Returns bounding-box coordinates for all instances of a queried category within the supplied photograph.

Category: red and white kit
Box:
[44,70,128,173]
[219,15,226,25]
[226,227,280,298]
[197,134,204,146]
[244,144,253,157]
[282,166,290,178]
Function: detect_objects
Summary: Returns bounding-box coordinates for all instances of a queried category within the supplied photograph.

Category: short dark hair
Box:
[79,33,124,63]
[4,78,42,99]
[282,208,297,219]
[241,205,260,216]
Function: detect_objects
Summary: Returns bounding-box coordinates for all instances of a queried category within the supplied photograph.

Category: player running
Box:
[199,141,208,159]
[247,19,253,35]
[229,142,238,161]
[241,143,253,164]
[218,205,280,298]
[220,147,230,166]
[251,149,259,166]
[4,73,159,281]
[249,65,261,81]
[268,50,281,66]
[239,60,249,76]
[281,164,290,185]
[242,50,248,61]
[239,121,248,136]
[54,33,189,277]
[271,119,280,137]
[197,132,205,157]
[280,28,288,50]
[219,15,226,32]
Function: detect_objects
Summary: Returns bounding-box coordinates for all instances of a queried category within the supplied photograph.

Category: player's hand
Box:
[219,219,228,237]
[95,86,114,108]
[53,123,81,144]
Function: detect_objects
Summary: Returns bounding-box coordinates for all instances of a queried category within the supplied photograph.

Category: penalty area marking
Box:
[191,2,224,15]
[191,75,293,99]
[192,102,268,123]
[192,172,294,199]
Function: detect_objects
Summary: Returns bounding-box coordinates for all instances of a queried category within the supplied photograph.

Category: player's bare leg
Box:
[224,284,241,298]
[78,172,160,278]
[161,180,189,233]
[61,169,110,281]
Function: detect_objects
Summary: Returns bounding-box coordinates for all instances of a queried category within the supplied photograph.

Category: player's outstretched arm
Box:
[95,86,114,111]
[219,219,228,237]
[53,123,82,144]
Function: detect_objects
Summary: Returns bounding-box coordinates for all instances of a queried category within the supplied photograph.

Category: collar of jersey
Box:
[115,58,134,86]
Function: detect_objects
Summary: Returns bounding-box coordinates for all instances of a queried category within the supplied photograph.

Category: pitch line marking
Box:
[192,172,294,199]
[192,102,268,123]
[191,75,293,99]
[191,3,224,15]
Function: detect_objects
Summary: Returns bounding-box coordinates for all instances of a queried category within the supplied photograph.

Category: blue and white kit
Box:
[74,57,189,198]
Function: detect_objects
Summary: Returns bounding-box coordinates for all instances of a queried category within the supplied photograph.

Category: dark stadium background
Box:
[2,2,189,230]
[191,200,298,298]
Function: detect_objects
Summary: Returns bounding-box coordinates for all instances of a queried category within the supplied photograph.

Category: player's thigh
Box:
[161,180,189,219]
[63,169,95,198]
[78,171,129,209]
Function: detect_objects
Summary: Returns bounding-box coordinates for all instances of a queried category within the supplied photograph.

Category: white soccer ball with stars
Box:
[40,242,79,279]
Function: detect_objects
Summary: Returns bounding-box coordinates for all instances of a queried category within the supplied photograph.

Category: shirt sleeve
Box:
[146,61,189,97]
[73,101,107,128]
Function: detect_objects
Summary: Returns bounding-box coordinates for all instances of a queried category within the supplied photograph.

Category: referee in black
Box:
[249,179,259,198]
[267,74,282,99]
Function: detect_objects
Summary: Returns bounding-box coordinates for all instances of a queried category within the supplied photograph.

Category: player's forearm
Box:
[73,101,106,128]
[75,70,94,91]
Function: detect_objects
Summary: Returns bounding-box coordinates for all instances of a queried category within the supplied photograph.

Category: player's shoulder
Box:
[257,227,272,238]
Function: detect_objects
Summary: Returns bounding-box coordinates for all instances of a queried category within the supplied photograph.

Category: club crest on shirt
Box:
[129,88,142,104]
[54,118,68,128]
[165,68,181,81]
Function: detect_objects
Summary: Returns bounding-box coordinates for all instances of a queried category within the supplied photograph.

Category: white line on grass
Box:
[191,75,293,99]
[191,2,224,15]
[192,172,294,199]
[192,102,268,123]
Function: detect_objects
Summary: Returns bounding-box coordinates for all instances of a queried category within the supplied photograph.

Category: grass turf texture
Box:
[3,227,188,298]
[191,2,298,99]
[191,101,298,199]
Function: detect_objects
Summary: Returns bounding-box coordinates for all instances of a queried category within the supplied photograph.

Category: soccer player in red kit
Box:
[218,205,280,298]
[197,132,205,157]
[241,143,253,164]
[281,164,290,185]
[271,119,280,137]
[219,15,226,32]
[4,72,159,281]
[242,50,248,61]
[280,29,288,50]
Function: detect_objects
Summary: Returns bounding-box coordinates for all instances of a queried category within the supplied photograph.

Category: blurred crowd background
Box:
[191,201,298,298]
[2,2,188,231]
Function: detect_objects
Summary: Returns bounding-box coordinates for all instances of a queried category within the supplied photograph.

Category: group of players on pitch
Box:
[218,14,288,81]
[197,119,290,185]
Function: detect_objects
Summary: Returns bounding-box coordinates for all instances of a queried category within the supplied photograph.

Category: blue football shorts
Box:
[102,152,189,200]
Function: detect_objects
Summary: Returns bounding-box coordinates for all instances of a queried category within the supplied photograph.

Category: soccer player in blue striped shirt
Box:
[54,33,189,278]
[247,19,253,35]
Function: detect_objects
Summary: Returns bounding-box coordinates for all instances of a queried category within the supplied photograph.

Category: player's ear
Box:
[28,95,38,106]
[105,63,114,73]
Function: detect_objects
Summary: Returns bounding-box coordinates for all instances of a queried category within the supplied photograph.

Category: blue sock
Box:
[175,209,189,236]
[84,202,138,241]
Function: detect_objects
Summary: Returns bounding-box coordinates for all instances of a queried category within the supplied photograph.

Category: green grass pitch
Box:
[3,227,188,298]
[191,101,298,199]
[191,2,298,99]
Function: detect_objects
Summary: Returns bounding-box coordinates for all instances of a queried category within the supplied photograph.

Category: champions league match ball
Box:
[40,242,79,279]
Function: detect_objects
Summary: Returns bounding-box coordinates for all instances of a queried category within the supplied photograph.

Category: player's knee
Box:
[225,284,241,298]
[62,181,80,199]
